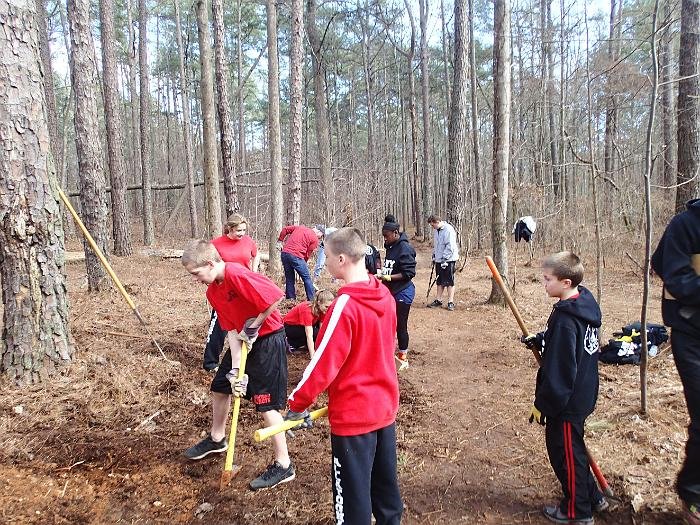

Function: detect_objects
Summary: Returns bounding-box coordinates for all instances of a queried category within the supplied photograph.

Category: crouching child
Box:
[522,252,606,524]
[285,228,403,524]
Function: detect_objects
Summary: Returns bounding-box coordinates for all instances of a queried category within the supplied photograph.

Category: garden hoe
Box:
[253,407,329,442]
[485,256,615,499]
[220,341,249,489]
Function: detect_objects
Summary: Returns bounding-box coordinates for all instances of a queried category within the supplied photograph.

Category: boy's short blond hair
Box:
[542,251,584,287]
[324,227,366,262]
[182,240,222,268]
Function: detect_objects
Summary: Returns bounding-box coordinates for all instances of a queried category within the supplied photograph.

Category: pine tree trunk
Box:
[127,0,141,188]
[267,0,283,275]
[419,0,432,228]
[469,0,483,249]
[403,0,422,235]
[100,0,132,256]
[67,0,109,290]
[237,0,247,172]
[447,0,468,235]
[307,0,333,224]
[489,0,511,304]
[1,0,74,384]
[197,0,222,238]
[173,0,198,237]
[660,0,676,190]
[676,0,700,210]
[288,0,304,224]
[212,0,239,217]
[139,0,154,245]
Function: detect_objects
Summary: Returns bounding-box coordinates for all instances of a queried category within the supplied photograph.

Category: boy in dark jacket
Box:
[379,215,417,370]
[522,252,605,524]
[286,228,403,524]
[651,199,700,525]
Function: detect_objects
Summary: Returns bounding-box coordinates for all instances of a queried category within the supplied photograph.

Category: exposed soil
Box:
[0,240,690,524]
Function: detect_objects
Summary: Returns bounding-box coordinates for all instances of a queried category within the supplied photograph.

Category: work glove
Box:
[520,333,543,352]
[226,368,249,397]
[284,409,313,430]
[237,318,259,346]
[381,273,392,282]
[529,405,546,426]
[440,261,448,269]
[275,241,283,251]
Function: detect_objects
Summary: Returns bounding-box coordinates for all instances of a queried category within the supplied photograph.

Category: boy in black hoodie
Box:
[379,215,417,370]
[522,252,605,525]
[651,199,700,525]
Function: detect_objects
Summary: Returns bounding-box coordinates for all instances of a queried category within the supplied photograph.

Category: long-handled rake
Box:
[486,256,615,498]
[220,341,249,489]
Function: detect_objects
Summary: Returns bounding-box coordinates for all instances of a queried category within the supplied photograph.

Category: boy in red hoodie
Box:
[286,228,403,525]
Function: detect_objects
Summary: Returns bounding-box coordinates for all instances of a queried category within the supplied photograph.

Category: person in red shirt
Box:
[181,240,295,491]
[277,224,323,300]
[285,228,403,524]
[283,289,335,358]
[204,214,260,372]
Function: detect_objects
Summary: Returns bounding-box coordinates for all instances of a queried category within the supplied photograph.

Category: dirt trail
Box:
[0,245,689,524]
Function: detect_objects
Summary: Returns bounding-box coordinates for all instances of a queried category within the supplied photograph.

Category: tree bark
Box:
[676,0,700,209]
[447,0,468,236]
[197,0,222,238]
[288,0,304,224]
[419,0,432,228]
[307,0,333,224]
[237,0,247,172]
[100,0,132,256]
[489,0,511,304]
[127,0,141,188]
[468,0,482,249]
[139,0,154,245]
[267,0,283,275]
[173,0,198,237]
[212,0,239,217]
[67,0,110,290]
[0,0,74,384]
[659,0,675,189]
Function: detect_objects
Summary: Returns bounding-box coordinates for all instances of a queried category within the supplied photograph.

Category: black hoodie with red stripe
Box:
[288,277,399,436]
[534,286,602,420]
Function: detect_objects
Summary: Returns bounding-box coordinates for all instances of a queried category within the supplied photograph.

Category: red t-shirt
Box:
[211,235,258,268]
[278,225,319,261]
[206,263,283,336]
[283,301,318,327]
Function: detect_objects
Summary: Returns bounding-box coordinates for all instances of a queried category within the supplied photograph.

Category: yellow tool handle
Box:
[223,342,248,472]
[254,406,329,442]
[57,187,136,310]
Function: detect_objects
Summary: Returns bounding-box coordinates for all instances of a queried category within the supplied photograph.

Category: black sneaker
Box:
[427,299,443,308]
[592,497,609,513]
[183,435,227,460]
[542,505,593,524]
[249,461,295,490]
[447,302,455,311]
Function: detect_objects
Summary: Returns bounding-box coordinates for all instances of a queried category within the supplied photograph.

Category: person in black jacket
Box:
[379,215,417,371]
[651,199,700,525]
[521,252,605,525]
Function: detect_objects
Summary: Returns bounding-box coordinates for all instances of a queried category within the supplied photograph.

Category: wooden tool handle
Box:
[485,256,531,337]
[254,406,329,442]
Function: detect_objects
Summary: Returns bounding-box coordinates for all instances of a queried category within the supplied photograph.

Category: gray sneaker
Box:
[250,461,295,490]
[184,435,227,460]
[427,299,443,308]
[447,302,455,311]
[592,497,609,513]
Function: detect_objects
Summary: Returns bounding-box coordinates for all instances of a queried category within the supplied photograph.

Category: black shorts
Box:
[211,328,288,412]
[435,261,456,287]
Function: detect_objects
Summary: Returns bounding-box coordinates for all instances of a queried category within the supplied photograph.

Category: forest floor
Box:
[0,239,692,524]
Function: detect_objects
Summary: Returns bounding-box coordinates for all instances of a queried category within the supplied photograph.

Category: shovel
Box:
[220,341,249,489]
[253,407,329,442]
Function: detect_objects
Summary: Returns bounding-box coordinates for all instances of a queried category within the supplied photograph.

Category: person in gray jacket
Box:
[427,215,459,311]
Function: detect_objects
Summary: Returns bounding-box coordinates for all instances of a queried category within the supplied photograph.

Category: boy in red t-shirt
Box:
[283,290,335,358]
[182,240,294,490]
[286,228,403,524]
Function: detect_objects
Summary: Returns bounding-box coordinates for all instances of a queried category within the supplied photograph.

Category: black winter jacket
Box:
[382,232,417,296]
[534,286,602,420]
[651,199,700,338]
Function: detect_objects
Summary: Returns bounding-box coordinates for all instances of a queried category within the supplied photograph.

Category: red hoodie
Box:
[278,225,319,261]
[288,277,399,436]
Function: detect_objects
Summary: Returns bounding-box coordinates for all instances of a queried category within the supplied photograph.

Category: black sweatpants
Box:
[545,417,602,520]
[396,302,411,352]
[284,323,320,350]
[672,329,700,505]
[203,310,226,371]
[330,423,403,525]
